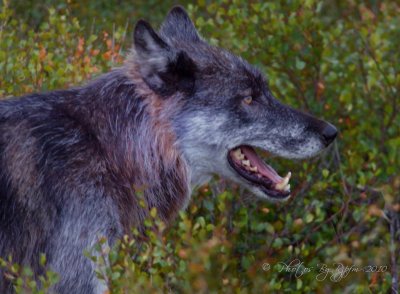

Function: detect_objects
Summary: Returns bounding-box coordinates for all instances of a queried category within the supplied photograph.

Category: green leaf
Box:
[295,57,306,70]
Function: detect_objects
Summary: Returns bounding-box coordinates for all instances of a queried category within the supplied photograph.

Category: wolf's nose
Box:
[321,123,338,146]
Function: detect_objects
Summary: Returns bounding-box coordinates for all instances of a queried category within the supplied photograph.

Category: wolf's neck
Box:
[70,69,191,226]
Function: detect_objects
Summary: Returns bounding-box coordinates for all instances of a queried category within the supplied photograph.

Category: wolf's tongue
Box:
[240,146,283,184]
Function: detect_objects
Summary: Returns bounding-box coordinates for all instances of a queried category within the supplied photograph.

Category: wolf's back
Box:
[0,91,118,293]
[0,95,56,292]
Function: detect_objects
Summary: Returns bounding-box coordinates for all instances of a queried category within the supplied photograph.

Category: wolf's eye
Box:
[243,96,253,105]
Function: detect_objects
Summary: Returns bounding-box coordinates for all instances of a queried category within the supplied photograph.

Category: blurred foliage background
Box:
[0,0,399,293]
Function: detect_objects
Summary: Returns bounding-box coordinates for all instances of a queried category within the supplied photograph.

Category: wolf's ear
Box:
[160,6,201,42]
[134,19,197,96]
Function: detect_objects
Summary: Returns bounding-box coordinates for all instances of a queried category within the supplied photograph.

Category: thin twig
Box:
[118,19,130,57]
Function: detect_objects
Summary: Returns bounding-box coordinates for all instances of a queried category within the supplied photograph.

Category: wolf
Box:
[0,6,337,293]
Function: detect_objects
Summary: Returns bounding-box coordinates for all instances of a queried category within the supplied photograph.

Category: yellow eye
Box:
[243,96,253,105]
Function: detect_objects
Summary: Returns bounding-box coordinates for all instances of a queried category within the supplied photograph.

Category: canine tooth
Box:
[249,166,258,172]
[284,184,291,192]
[276,178,289,190]
[242,160,250,167]
[275,182,285,190]
[275,172,291,190]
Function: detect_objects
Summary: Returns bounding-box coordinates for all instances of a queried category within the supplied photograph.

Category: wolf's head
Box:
[131,6,337,202]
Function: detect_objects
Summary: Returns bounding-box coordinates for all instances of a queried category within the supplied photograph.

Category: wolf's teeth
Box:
[284,184,291,192]
[275,182,285,190]
[275,172,291,190]
[277,180,288,190]
[242,160,250,167]
[233,148,245,160]
[249,166,258,172]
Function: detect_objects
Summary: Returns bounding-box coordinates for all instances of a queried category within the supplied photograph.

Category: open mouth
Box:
[227,145,291,199]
